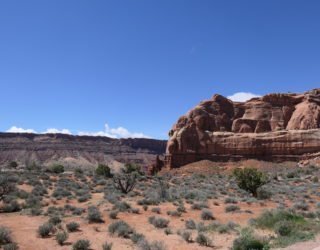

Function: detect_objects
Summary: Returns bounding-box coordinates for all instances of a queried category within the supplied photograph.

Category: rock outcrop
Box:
[0,133,166,169]
[165,88,320,168]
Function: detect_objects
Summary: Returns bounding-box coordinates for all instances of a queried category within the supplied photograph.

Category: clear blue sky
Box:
[0,0,319,139]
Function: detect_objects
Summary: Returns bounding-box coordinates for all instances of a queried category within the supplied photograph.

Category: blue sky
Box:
[0,0,319,139]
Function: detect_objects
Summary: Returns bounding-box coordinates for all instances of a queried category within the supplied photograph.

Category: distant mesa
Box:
[165,88,320,168]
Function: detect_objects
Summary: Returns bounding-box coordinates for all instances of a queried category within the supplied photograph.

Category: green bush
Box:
[72,239,90,250]
[233,168,268,196]
[95,164,112,178]
[232,228,269,250]
[8,161,18,169]
[49,164,64,174]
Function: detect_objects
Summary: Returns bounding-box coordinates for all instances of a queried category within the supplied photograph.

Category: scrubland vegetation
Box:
[1,162,320,249]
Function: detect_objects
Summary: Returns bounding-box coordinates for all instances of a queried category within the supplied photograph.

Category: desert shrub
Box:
[293,201,309,211]
[131,232,145,244]
[232,228,269,250]
[8,161,18,169]
[2,200,21,213]
[151,207,161,214]
[109,210,118,219]
[274,221,295,236]
[87,206,103,223]
[233,168,268,196]
[0,175,15,201]
[196,233,212,247]
[0,227,13,246]
[95,164,113,178]
[102,242,113,250]
[72,239,90,250]
[166,210,181,217]
[164,228,172,235]
[38,223,54,238]
[225,205,240,213]
[148,216,169,228]
[77,194,91,203]
[185,219,196,230]
[66,222,80,232]
[123,163,142,174]
[113,201,131,212]
[253,209,304,229]
[56,230,68,245]
[201,209,214,220]
[2,243,19,250]
[48,215,62,225]
[257,186,272,200]
[49,164,64,174]
[181,230,192,243]
[113,173,137,194]
[131,208,140,214]
[108,220,133,238]
[224,197,238,204]
[138,240,167,250]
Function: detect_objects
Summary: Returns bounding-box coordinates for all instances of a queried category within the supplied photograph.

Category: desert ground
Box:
[1,160,320,250]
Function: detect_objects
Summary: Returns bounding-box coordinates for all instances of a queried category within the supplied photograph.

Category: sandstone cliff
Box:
[165,88,320,168]
[0,133,166,169]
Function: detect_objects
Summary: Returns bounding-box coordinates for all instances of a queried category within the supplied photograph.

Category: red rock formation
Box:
[165,89,320,168]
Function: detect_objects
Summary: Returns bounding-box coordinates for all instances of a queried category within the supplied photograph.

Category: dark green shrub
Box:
[48,216,62,225]
[95,164,112,178]
[274,221,294,236]
[49,164,64,174]
[8,161,18,169]
[233,168,268,196]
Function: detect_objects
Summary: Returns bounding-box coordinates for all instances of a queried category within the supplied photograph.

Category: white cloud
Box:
[43,128,72,135]
[227,92,261,102]
[5,123,150,139]
[6,126,37,133]
[78,123,150,139]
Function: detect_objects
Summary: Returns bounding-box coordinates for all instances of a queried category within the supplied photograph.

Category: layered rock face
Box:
[165,89,320,168]
[0,133,166,169]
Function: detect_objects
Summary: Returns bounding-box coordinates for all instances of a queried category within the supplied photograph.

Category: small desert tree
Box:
[233,168,268,197]
[113,173,137,194]
[0,175,15,201]
[95,164,112,178]
[8,161,18,169]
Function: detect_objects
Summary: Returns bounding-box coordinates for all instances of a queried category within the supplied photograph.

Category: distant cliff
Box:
[0,132,167,169]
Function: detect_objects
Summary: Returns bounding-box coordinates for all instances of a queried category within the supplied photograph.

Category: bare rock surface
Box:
[165,88,320,168]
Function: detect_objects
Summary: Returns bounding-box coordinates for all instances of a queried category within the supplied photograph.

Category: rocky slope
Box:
[165,88,320,168]
[0,133,166,169]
